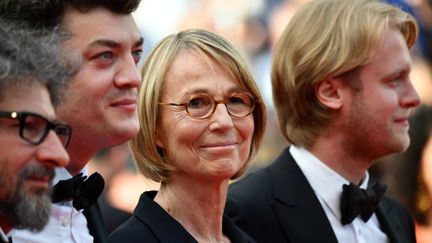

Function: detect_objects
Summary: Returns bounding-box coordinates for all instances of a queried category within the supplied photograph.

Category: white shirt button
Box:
[61,218,69,227]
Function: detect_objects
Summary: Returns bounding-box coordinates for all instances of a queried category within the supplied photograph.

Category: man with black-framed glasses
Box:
[2,1,143,242]
[0,20,77,243]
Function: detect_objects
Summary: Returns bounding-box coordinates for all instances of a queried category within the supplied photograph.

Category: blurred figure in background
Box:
[379,105,432,243]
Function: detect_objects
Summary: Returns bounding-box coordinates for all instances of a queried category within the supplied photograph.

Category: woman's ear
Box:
[315,77,344,110]
[155,128,165,149]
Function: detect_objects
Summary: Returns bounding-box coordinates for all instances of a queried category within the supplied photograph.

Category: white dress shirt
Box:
[12,167,93,243]
[290,145,389,243]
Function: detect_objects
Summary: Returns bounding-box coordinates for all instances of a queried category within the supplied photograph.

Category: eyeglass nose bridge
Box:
[208,99,233,118]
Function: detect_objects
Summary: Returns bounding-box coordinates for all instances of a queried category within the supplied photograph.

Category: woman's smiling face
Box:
[156,51,255,182]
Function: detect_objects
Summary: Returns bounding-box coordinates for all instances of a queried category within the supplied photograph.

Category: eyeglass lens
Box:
[186,92,254,119]
[21,113,71,148]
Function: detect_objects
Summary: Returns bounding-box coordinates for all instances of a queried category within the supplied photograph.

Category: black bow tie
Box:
[340,182,387,225]
[51,172,105,210]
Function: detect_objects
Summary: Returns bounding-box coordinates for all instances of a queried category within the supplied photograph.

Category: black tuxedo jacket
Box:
[84,202,109,243]
[109,191,257,243]
[226,147,416,243]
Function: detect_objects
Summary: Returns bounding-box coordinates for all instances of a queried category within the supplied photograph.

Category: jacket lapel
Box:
[83,202,109,243]
[134,191,198,243]
[269,148,338,243]
[375,199,407,243]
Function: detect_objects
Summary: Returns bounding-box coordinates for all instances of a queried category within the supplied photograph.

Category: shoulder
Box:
[230,166,272,192]
[108,191,161,243]
[225,164,278,227]
[228,147,295,201]
[227,165,276,218]
[108,216,159,243]
[378,196,416,243]
[381,196,414,223]
[222,214,258,243]
[110,191,198,243]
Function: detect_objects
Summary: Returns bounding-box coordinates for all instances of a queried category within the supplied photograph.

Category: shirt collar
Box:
[53,167,88,186]
[290,145,369,220]
[52,167,88,207]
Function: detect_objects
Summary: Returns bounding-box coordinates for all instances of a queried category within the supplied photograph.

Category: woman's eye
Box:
[188,97,211,109]
[229,96,246,105]
[229,93,253,106]
[188,97,206,108]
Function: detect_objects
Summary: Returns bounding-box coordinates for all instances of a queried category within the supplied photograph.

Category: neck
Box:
[309,133,370,184]
[65,138,99,175]
[154,175,229,242]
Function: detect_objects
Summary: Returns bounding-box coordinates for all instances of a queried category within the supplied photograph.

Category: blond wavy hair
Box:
[130,29,266,182]
[272,0,418,148]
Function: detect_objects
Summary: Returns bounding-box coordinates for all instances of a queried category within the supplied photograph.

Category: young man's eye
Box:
[88,51,115,67]
[388,78,401,87]
[132,50,142,64]
[97,52,114,61]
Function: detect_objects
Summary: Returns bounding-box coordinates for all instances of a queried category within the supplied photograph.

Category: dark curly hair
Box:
[0,20,79,105]
[0,0,141,29]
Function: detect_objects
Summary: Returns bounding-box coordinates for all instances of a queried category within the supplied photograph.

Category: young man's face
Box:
[57,8,143,153]
[0,82,69,232]
[343,29,420,159]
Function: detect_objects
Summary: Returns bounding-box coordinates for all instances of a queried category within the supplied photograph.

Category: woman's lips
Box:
[200,142,238,152]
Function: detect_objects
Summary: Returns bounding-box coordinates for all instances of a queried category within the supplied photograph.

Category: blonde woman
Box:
[109,29,266,243]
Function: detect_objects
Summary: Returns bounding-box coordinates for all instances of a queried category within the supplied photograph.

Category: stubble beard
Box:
[0,163,54,232]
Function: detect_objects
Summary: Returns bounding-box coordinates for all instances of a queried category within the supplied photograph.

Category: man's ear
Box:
[315,77,344,110]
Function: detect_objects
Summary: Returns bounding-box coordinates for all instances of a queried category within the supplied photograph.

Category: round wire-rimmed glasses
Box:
[159,92,256,119]
[0,111,72,148]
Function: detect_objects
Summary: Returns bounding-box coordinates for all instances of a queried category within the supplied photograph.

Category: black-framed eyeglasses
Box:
[159,92,256,119]
[0,111,72,148]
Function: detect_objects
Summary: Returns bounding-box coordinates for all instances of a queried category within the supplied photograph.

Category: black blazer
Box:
[82,172,108,243]
[109,191,257,243]
[226,147,416,243]
[84,202,109,243]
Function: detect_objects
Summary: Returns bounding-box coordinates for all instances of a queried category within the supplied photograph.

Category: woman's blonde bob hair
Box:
[130,29,266,183]
[272,0,418,148]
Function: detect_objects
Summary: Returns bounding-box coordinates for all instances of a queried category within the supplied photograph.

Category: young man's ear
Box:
[315,77,345,110]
